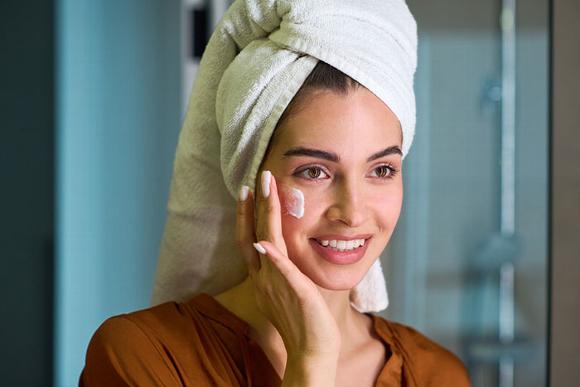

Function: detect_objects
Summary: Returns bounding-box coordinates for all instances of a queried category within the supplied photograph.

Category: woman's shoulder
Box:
[80,301,192,385]
[102,298,200,335]
[80,295,246,386]
[86,293,246,347]
[372,315,472,386]
[88,300,195,348]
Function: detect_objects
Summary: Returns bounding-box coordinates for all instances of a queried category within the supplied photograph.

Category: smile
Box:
[308,236,372,265]
[314,238,366,252]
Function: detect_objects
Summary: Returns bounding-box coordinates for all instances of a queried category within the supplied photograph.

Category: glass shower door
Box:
[382,1,549,386]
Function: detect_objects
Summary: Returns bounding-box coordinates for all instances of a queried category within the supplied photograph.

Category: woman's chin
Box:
[304,267,367,291]
[289,246,379,291]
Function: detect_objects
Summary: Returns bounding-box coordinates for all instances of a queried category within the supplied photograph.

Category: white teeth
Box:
[316,238,367,251]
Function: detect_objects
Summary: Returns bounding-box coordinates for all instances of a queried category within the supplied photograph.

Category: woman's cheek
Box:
[279,185,304,242]
[279,185,305,219]
[372,187,403,223]
[279,186,309,260]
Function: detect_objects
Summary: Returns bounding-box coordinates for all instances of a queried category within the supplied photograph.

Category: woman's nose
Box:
[325,179,366,227]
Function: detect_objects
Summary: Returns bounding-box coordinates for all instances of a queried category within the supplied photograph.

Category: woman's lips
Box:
[308,237,371,265]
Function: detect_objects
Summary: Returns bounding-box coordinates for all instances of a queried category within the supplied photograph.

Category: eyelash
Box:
[294,164,399,181]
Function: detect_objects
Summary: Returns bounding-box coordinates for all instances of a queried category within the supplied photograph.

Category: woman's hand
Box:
[236,170,341,383]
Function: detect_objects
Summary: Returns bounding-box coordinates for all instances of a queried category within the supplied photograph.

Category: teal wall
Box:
[56,1,181,385]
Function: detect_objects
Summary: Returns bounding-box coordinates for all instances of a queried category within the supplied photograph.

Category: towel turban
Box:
[152,0,418,312]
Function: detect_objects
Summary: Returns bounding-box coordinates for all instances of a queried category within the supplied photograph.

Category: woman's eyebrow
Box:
[282,145,402,162]
[367,145,403,161]
[283,147,340,162]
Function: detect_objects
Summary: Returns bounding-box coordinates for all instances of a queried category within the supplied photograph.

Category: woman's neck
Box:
[214,276,373,356]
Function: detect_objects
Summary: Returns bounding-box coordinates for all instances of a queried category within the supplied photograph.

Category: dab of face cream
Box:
[282,187,304,219]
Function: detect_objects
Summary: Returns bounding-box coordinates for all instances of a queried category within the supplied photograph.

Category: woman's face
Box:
[258,87,403,291]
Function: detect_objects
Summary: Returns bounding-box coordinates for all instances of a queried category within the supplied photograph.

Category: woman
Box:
[81,1,471,386]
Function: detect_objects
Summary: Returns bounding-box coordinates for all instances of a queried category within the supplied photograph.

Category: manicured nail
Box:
[261,170,271,198]
[239,185,249,201]
[253,242,266,255]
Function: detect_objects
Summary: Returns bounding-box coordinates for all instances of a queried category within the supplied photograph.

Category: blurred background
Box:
[2,0,577,386]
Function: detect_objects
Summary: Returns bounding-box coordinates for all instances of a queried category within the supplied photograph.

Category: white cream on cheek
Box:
[281,186,305,219]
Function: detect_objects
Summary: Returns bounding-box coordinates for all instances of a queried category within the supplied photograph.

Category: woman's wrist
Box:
[282,353,339,387]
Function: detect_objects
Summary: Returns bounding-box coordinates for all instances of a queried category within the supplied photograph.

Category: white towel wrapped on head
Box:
[152,0,417,312]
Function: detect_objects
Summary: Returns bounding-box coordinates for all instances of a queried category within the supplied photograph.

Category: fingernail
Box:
[239,185,249,201]
[253,242,267,255]
[261,170,271,198]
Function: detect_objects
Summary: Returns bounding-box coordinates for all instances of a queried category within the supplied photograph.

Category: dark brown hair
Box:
[276,61,362,128]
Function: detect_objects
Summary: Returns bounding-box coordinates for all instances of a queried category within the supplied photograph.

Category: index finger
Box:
[256,170,287,255]
[236,185,260,274]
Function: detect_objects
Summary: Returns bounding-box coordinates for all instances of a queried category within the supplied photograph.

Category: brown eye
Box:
[375,165,391,178]
[294,166,330,180]
[307,168,322,179]
[371,164,398,179]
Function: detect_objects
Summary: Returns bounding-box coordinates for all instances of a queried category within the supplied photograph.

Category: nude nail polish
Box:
[253,242,266,254]
[261,171,271,198]
[239,185,249,201]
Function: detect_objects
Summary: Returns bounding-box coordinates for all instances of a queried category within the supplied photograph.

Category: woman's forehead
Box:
[274,89,401,143]
[273,99,402,157]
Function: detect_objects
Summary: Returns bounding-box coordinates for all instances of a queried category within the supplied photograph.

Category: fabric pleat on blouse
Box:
[80,294,471,386]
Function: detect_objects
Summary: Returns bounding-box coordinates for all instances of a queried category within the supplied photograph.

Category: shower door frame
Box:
[549,0,580,384]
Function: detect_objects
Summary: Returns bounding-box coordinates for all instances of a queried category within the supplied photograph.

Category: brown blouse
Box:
[79,293,471,386]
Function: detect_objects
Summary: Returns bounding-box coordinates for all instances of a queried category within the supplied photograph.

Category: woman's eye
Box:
[295,166,329,180]
[371,165,398,179]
